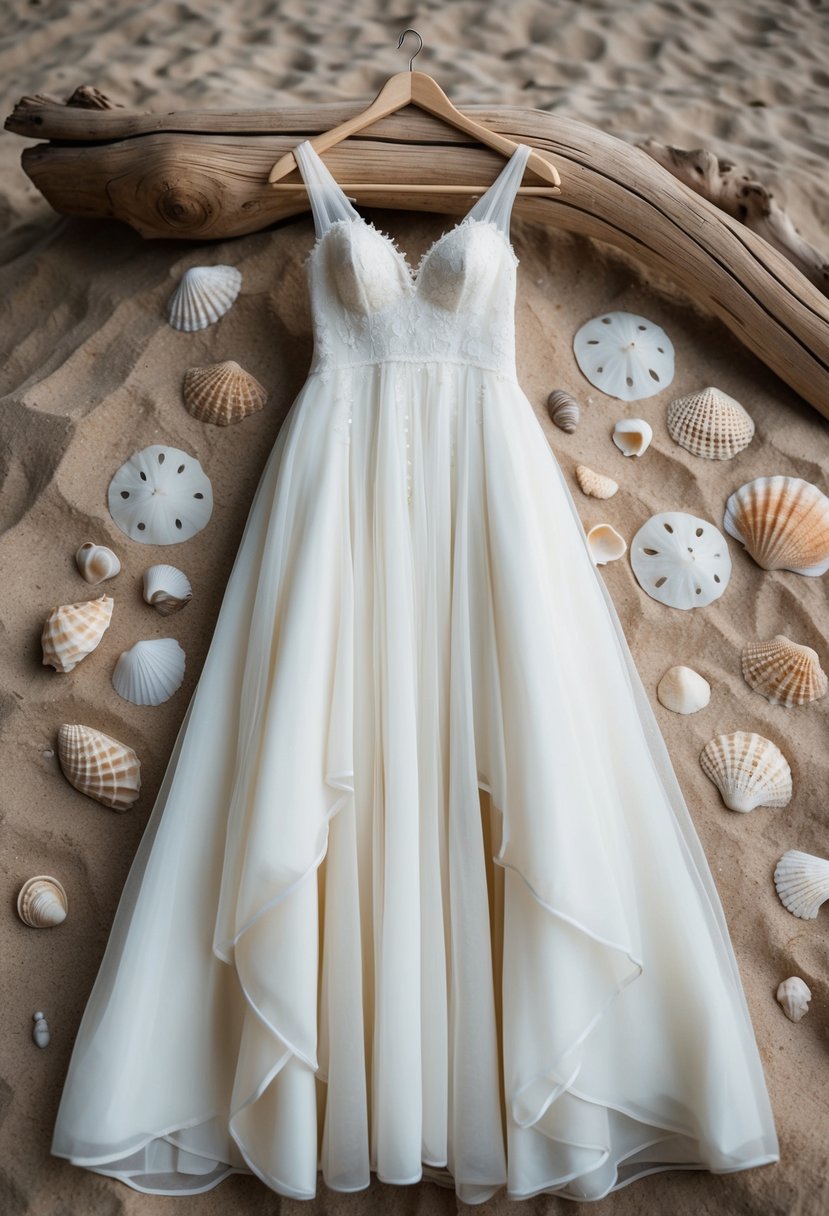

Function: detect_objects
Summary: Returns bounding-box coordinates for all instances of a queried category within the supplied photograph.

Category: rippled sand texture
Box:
[1,2,827,1215]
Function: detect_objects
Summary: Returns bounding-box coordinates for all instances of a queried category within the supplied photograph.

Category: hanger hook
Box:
[397,28,423,71]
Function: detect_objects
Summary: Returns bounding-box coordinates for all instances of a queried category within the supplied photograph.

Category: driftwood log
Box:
[5,88,829,421]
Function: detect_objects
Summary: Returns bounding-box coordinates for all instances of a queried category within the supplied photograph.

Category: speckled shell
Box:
[776,977,811,1022]
[656,665,711,714]
[700,730,792,813]
[17,876,68,928]
[167,265,241,331]
[575,464,618,499]
[587,523,627,565]
[666,386,755,460]
[723,475,829,575]
[75,541,121,584]
[773,850,829,920]
[741,635,828,706]
[57,723,141,811]
[547,390,581,433]
[41,594,114,673]
[183,360,267,426]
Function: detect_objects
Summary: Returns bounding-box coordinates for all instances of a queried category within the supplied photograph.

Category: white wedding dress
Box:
[50,140,780,1202]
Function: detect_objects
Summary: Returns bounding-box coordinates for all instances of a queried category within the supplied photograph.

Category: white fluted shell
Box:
[773,850,829,920]
[112,638,186,705]
[612,417,653,457]
[587,523,627,565]
[75,541,121,584]
[700,731,792,813]
[167,265,241,331]
[17,875,68,928]
[41,594,113,673]
[573,311,675,401]
[723,475,829,576]
[57,723,142,810]
[630,511,732,609]
[741,635,828,707]
[142,565,193,615]
[666,386,755,460]
[656,665,711,714]
[776,977,811,1022]
[575,464,618,499]
[183,360,267,426]
[107,445,213,545]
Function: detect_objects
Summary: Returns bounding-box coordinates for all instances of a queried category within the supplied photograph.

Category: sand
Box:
[1,2,827,1214]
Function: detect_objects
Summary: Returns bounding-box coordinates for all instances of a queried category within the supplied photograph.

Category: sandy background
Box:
[1,1,827,1214]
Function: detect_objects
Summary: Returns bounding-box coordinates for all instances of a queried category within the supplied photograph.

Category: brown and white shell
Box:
[666,386,755,460]
[183,360,267,426]
[741,635,828,706]
[17,875,68,928]
[575,464,618,499]
[57,723,141,811]
[723,476,829,575]
[776,977,811,1022]
[41,594,114,673]
[699,730,792,812]
[547,390,580,433]
[75,541,121,584]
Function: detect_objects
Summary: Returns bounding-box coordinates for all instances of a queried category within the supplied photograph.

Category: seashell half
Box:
[741,634,828,707]
[776,977,811,1022]
[573,311,675,401]
[656,665,711,714]
[587,523,627,565]
[575,464,618,499]
[142,565,193,615]
[723,475,829,576]
[630,511,731,609]
[699,730,792,813]
[167,265,242,332]
[773,850,829,920]
[666,386,755,460]
[183,360,267,426]
[112,638,186,706]
[612,417,653,457]
[547,390,580,433]
[108,445,213,545]
[57,723,142,810]
[33,1011,50,1048]
[75,541,121,584]
[17,875,68,928]
[41,594,113,673]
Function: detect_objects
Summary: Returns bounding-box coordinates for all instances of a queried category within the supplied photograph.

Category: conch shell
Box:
[57,723,141,811]
[41,594,114,673]
[17,875,68,928]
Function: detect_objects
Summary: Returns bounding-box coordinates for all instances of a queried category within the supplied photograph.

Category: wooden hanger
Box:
[267,29,561,197]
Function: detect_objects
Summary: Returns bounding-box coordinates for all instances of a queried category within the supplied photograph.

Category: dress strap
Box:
[293,140,360,238]
[465,143,532,236]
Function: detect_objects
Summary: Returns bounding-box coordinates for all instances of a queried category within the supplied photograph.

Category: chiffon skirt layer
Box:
[50,359,779,1203]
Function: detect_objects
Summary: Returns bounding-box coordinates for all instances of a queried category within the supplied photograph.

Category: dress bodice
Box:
[294,140,533,384]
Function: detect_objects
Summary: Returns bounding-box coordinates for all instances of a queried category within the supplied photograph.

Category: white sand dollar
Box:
[630,511,731,609]
[107,445,213,545]
[574,311,675,401]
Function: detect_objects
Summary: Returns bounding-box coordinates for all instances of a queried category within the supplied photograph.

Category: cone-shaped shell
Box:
[723,475,829,575]
[112,638,186,705]
[656,665,711,714]
[587,523,627,565]
[41,594,113,673]
[612,417,653,456]
[17,876,68,928]
[773,850,829,919]
[57,723,141,811]
[167,265,241,331]
[547,390,580,433]
[75,541,121,584]
[741,635,828,706]
[142,565,193,615]
[183,360,267,426]
[776,977,811,1022]
[700,730,792,812]
[575,464,618,499]
[666,386,755,460]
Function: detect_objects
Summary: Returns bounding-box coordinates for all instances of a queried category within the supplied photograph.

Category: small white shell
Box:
[666,386,755,460]
[41,594,114,673]
[547,390,581,433]
[108,445,213,545]
[75,542,121,584]
[33,1012,51,1048]
[773,850,829,919]
[741,635,828,707]
[630,511,732,609]
[723,475,829,576]
[142,565,193,615]
[167,265,242,331]
[776,977,811,1022]
[57,723,142,810]
[587,523,627,565]
[700,731,792,813]
[575,464,618,499]
[112,638,186,706]
[573,311,675,401]
[656,665,711,714]
[17,876,68,928]
[612,417,653,457]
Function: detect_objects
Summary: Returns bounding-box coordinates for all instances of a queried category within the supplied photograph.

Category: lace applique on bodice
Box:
[294,140,532,383]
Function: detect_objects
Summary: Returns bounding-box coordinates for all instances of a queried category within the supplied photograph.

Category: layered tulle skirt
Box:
[50,359,779,1201]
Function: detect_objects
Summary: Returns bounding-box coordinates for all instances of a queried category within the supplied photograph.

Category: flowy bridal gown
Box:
[50,140,780,1202]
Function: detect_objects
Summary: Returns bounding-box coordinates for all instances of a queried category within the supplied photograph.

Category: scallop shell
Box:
[75,541,121,584]
[630,511,732,609]
[17,876,68,928]
[142,565,193,615]
[666,386,755,460]
[575,464,618,499]
[723,475,829,576]
[112,638,186,706]
[741,635,828,707]
[612,417,653,457]
[41,594,114,673]
[776,977,811,1022]
[573,311,675,401]
[167,265,242,332]
[656,665,711,714]
[699,731,792,813]
[32,1011,50,1048]
[547,390,580,433]
[773,850,829,920]
[57,723,142,810]
[107,445,213,545]
[587,523,627,565]
[183,360,267,426]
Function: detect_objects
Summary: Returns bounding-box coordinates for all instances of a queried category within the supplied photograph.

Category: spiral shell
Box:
[41,594,113,673]
[776,977,811,1022]
[167,265,241,331]
[723,475,829,576]
[547,390,580,433]
[57,723,142,811]
[575,464,618,499]
[741,635,828,707]
[666,386,755,460]
[587,523,627,565]
[699,731,792,812]
[75,541,121,584]
[773,850,829,920]
[142,565,193,615]
[17,876,68,928]
[183,360,267,426]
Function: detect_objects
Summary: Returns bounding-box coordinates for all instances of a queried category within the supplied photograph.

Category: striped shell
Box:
[183,360,267,426]
[41,594,113,673]
[17,875,68,928]
[547,390,580,433]
[575,464,618,499]
[723,475,829,575]
[57,723,142,811]
[699,731,792,813]
[112,638,186,706]
[666,386,755,460]
[167,265,242,332]
[773,850,829,920]
[741,635,828,706]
